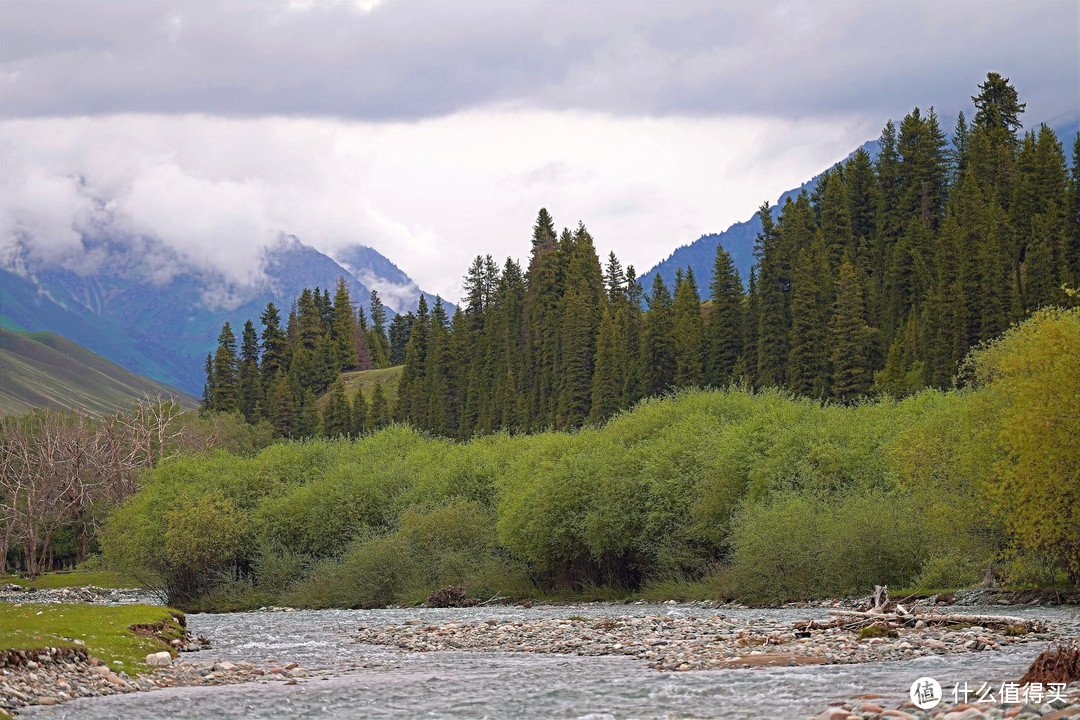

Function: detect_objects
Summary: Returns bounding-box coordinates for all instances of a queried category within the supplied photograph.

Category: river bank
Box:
[0,648,312,714]
[12,603,1079,720]
[808,682,1080,720]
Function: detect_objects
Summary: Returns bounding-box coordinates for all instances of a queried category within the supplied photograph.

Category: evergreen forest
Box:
[203,74,1080,440]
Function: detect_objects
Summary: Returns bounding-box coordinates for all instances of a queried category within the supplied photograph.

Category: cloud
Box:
[1,111,872,302]
[2,1,1076,124]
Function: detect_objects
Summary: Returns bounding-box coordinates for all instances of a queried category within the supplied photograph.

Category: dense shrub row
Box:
[103,308,1079,609]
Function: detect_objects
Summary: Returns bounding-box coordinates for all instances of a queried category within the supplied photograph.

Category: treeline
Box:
[200,280,402,438]
[203,74,1078,441]
[390,73,1078,437]
[106,307,1079,609]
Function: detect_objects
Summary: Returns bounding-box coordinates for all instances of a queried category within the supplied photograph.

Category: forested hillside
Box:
[204,74,1079,441]
[391,74,1079,436]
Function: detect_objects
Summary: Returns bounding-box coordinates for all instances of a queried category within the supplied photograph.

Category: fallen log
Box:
[827,609,1044,631]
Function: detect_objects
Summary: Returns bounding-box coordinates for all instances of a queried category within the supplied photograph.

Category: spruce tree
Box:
[704,243,743,386]
[603,251,626,303]
[426,297,452,435]
[523,208,565,429]
[351,388,369,437]
[296,388,320,439]
[754,201,785,385]
[739,268,760,386]
[270,375,296,438]
[1067,133,1080,288]
[972,72,1026,137]
[622,266,645,404]
[388,313,414,365]
[367,290,391,367]
[829,257,873,400]
[672,268,704,387]
[201,352,213,411]
[397,295,430,424]
[332,277,360,372]
[847,147,878,248]
[641,273,676,396]
[322,381,351,438]
[237,319,263,422]
[447,307,470,437]
[259,302,289,390]
[210,322,239,412]
[819,171,854,274]
[883,218,932,342]
[949,111,970,184]
[589,303,624,423]
[787,235,831,397]
[369,382,390,430]
[1022,218,1058,311]
[556,223,604,428]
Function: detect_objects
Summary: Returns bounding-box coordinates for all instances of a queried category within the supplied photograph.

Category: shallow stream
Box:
[22,603,1079,720]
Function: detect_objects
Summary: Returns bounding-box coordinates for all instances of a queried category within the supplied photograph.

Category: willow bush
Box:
[104,309,1077,608]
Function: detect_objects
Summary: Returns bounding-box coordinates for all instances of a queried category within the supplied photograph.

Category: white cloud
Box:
[2,111,875,301]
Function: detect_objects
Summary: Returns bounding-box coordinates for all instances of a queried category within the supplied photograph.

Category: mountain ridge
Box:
[640,114,1078,294]
[0,327,197,415]
[1,233,448,395]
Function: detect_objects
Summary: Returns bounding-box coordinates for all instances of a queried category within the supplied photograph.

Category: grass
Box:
[1,570,139,590]
[0,327,196,415]
[0,604,183,675]
[338,365,403,405]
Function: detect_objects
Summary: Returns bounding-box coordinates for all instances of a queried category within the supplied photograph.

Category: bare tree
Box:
[0,398,215,575]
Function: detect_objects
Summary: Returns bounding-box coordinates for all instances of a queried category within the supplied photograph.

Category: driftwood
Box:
[827,608,1045,631]
[1019,640,1080,685]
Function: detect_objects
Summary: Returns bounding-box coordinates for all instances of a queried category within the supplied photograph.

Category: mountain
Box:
[1,233,447,395]
[332,244,447,313]
[640,140,878,293]
[641,114,1079,295]
[0,327,197,415]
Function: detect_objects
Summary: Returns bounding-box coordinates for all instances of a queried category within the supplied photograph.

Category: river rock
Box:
[146,651,172,667]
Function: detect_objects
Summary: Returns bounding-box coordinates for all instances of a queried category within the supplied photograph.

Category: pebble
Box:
[0,584,158,606]
[806,681,1080,720]
[353,612,1057,672]
[0,653,313,712]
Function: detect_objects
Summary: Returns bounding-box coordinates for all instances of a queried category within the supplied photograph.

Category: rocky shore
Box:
[354,611,1058,672]
[0,646,313,714]
[0,584,157,606]
[808,682,1080,720]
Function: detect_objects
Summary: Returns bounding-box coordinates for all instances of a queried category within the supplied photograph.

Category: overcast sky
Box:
[2,1,1078,302]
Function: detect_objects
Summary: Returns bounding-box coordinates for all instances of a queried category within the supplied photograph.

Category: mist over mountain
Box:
[1,227,449,395]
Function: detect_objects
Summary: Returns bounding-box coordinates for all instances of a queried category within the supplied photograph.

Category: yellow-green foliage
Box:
[0,604,183,675]
[103,311,1077,608]
[967,306,1080,582]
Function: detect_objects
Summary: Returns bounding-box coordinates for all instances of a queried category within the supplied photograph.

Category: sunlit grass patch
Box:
[0,604,182,675]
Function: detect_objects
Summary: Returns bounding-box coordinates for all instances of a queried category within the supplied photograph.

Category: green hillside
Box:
[337,365,403,405]
[0,328,198,415]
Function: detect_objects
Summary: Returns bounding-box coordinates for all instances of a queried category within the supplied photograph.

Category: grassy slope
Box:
[0,328,197,415]
[0,604,182,674]
[337,365,403,405]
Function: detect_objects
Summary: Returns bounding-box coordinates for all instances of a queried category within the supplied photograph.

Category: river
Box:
[21,603,1079,720]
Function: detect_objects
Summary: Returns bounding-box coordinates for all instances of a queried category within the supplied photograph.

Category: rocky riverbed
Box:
[353,611,1061,672]
[0,647,313,714]
[0,584,158,606]
[808,682,1080,720]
